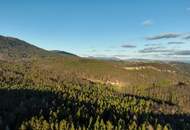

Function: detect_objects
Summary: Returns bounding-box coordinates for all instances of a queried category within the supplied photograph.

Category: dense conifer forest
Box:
[0,59,190,130]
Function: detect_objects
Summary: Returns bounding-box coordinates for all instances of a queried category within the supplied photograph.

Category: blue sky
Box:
[0,0,190,61]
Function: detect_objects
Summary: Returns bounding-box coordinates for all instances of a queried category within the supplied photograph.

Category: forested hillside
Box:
[0,36,190,130]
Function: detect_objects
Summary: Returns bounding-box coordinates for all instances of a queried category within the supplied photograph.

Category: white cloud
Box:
[142,20,153,26]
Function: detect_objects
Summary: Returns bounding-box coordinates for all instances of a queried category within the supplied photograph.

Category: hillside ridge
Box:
[0,35,77,60]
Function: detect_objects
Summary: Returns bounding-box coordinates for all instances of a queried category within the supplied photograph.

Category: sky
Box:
[0,0,190,61]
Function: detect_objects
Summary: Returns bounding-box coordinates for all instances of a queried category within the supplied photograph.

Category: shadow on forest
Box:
[0,88,190,130]
[123,93,176,106]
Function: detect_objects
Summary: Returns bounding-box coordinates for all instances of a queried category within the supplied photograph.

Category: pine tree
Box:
[100,119,106,130]
[156,124,162,130]
[129,121,137,130]
[106,121,113,130]
[94,116,100,130]
[70,123,75,130]
[20,124,27,130]
[59,120,67,130]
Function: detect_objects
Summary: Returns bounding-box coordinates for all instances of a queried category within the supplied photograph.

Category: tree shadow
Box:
[0,88,58,129]
[123,93,176,105]
[0,88,190,130]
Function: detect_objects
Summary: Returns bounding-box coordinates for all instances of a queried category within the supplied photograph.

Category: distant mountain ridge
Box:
[87,56,121,61]
[51,50,78,57]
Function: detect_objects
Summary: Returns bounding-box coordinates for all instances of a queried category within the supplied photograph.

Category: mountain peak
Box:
[0,35,50,60]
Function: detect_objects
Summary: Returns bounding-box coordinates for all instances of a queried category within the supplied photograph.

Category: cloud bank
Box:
[184,35,190,40]
[139,47,190,56]
[172,50,190,56]
[146,33,181,40]
[168,42,185,44]
[121,44,136,48]
[139,47,171,53]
